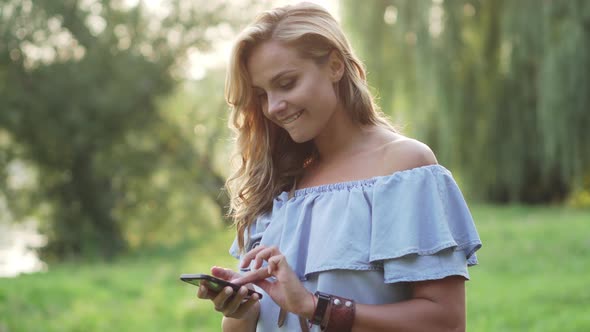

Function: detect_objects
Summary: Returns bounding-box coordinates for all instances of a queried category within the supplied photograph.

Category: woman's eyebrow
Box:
[252,69,296,89]
[270,70,296,85]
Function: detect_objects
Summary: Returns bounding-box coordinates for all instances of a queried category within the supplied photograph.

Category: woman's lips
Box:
[280,110,303,125]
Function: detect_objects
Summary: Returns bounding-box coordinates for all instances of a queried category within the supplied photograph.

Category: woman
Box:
[197,2,481,331]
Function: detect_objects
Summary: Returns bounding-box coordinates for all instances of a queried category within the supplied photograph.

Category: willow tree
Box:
[342,0,590,203]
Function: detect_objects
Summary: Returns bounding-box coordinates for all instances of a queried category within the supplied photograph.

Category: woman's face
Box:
[247,40,342,143]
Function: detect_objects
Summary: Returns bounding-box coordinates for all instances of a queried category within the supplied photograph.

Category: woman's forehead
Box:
[246,41,305,87]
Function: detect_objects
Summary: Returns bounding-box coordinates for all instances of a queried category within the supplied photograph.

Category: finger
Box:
[212,286,234,312]
[232,268,272,285]
[230,293,260,318]
[197,284,220,300]
[253,246,280,269]
[197,285,208,299]
[223,286,250,316]
[267,254,287,274]
[211,266,239,281]
[240,245,267,268]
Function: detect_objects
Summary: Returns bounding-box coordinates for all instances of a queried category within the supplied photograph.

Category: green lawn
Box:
[0,205,588,331]
[467,205,590,331]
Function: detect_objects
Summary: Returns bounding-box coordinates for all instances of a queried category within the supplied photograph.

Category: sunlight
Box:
[186,0,340,80]
[0,218,47,278]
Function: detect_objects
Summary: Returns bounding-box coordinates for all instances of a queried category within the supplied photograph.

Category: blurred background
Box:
[0,0,588,331]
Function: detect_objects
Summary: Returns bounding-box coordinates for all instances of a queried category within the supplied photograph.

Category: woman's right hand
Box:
[196,266,261,320]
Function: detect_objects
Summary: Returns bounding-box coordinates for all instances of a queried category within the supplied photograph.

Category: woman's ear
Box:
[328,50,345,82]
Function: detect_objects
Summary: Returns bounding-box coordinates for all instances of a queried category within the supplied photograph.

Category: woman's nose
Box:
[267,95,287,116]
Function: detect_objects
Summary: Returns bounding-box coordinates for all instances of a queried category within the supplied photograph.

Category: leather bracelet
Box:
[311,291,331,328]
[324,295,355,332]
[310,292,355,332]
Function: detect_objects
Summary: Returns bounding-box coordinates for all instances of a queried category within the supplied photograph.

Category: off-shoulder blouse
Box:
[229,164,482,331]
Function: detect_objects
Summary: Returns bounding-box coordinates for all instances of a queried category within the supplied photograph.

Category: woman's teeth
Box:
[282,110,303,124]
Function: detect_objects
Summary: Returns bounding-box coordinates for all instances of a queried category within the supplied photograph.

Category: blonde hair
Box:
[225,2,394,251]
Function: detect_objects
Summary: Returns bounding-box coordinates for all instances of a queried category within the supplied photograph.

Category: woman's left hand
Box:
[231,245,315,318]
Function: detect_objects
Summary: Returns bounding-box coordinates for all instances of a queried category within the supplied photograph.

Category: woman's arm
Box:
[234,246,466,332]
[352,276,465,332]
[221,301,260,332]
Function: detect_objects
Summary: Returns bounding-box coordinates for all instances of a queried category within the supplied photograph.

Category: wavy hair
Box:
[225,2,395,252]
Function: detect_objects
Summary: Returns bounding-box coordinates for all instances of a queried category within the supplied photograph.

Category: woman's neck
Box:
[312,109,369,164]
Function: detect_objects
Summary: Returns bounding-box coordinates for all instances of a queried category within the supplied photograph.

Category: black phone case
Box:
[180,274,263,299]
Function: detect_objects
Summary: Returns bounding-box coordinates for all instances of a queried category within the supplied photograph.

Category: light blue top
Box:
[229,164,482,331]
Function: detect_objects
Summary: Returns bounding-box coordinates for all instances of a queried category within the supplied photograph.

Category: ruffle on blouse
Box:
[230,165,482,283]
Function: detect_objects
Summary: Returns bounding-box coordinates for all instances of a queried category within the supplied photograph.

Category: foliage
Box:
[0,0,251,259]
[342,0,590,203]
[0,205,589,331]
[566,173,590,208]
[119,73,234,250]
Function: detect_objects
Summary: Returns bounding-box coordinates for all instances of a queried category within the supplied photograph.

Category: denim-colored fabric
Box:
[229,164,482,331]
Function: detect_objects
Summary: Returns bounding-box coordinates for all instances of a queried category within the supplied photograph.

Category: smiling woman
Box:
[193,2,482,332]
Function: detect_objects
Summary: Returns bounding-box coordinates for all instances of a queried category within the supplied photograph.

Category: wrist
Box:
[246,301,261,322]
[222,302,259,332]
[309,292,356,332]
[227,300,260,322]
[296,291,316,319]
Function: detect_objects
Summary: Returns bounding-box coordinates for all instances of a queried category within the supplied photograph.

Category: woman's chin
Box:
[288,132,313,144]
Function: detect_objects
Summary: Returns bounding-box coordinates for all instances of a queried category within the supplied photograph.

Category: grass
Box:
[467,205,590,331]
[0,230,238,332]
[0,204,589,331]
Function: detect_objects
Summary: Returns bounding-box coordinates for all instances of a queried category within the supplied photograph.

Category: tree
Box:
[0,0,251,259]
[341,0,590,203]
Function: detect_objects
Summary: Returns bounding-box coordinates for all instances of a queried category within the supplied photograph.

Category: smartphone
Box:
[180,273,263,299]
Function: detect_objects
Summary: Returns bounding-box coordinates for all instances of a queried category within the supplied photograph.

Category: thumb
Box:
[210,266,238,281]
[231,268,271,285]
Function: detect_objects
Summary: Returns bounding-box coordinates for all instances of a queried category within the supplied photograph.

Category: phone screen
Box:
[180,274,262,299]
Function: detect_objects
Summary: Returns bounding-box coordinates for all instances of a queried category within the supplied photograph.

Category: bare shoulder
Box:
[380,135,438,174]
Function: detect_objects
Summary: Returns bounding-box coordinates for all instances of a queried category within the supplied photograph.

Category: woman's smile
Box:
[279,110,304,125]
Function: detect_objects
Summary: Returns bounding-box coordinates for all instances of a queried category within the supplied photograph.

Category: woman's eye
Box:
[279,80,295,89]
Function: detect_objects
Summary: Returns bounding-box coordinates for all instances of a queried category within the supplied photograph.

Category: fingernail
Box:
[225,287,233,295]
